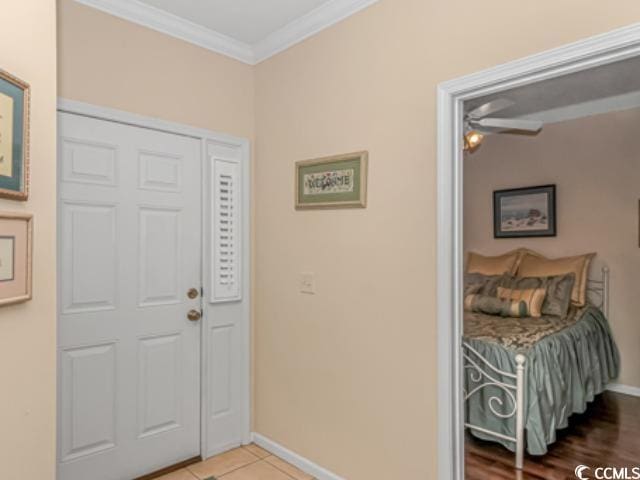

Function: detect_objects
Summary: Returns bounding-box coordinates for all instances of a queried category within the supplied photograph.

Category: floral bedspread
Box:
[463,306,583,351]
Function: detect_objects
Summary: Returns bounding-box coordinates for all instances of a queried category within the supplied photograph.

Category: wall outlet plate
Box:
[300,272,315,294]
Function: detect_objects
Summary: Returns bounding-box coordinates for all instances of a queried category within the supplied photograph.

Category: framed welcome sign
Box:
[0,70,30,201]
[295,151,368,209]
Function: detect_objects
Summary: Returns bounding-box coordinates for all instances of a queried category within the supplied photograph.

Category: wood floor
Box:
[465,391,640,479]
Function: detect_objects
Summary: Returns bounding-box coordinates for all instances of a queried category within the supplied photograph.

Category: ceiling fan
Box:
[463,98,543,151]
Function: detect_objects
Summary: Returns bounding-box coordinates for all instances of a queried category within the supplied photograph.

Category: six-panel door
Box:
[58,113,202,480]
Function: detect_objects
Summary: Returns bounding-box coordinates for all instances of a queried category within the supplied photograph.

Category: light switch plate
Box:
[300,272,315,294]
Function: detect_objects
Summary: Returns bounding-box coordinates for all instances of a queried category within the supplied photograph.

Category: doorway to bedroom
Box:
[436,25,640,480]
[461,56,640,478]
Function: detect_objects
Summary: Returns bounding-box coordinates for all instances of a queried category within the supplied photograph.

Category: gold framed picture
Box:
[0,212,33,306]
[295,151,368,209]
[0,69,30,201]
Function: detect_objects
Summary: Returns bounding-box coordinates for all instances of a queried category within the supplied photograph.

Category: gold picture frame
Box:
[0,69,30,201]
[0,212,33,306]
[295,151,368,209]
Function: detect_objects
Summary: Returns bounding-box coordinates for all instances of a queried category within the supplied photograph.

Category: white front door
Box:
[57,112,202,480]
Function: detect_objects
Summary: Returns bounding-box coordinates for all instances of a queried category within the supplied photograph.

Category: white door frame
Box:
[436,23,640,480]
[56,98,252,462]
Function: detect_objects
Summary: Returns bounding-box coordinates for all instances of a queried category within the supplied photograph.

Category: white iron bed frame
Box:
[462,267,609,470]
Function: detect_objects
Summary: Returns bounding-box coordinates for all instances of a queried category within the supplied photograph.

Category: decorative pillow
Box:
[466,250,521,276]
[516,253,595,306]
[512,247,543,272]
[497,286,546,317]
[501,273,576,317]
[464,294,528,318]
[464,273,505,297]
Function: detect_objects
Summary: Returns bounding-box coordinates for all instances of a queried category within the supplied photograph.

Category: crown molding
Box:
[74,0,380,65]
[252,0,380,63]
[74,0,256,64]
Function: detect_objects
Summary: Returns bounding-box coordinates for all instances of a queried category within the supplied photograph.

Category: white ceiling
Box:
[75,0,379,64]
[466,56,640,124]
[135,0,332,44]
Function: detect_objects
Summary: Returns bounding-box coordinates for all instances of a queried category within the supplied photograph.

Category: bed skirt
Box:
[464,307,619,455]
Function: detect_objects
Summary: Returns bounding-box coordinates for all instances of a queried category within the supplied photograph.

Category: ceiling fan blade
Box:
[472,117,543,132]
[473,127,499,135]
[466,98,515,119]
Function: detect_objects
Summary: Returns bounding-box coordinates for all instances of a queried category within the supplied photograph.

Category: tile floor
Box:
[156,444,315,480]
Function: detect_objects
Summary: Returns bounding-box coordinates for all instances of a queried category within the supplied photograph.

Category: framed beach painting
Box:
[0,212,33,306]
[493,185,556,238]
[295,151,368,209]
[0,70,30,200]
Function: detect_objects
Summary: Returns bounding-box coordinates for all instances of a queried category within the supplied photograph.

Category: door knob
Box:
[187,288,199,299]
[187,309,202,321]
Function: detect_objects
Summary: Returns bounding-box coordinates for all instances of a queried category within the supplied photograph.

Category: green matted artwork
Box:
[295,151,368,209]
[0,70,30,201]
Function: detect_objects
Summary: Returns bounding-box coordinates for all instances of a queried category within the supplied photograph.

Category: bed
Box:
[462,266,620,469]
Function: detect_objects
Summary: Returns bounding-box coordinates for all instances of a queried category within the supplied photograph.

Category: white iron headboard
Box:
[586,266,609,317]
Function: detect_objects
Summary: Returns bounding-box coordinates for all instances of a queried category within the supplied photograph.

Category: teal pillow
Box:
[464,273,506,297]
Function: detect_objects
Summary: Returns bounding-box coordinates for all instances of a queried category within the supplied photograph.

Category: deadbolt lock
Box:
[187,288,199,299]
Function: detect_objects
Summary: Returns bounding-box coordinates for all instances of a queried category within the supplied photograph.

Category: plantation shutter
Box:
[211,157,241,302]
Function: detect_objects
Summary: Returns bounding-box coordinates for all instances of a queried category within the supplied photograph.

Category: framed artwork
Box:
[493,185,556,238]
[0,212,33,306]
[0,70,30,200]
[295,151,368,209]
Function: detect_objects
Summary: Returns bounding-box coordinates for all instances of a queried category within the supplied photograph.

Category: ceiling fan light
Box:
[464,130,484,151]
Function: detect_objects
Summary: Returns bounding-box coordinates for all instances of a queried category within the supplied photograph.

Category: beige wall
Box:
[56,0,640,478]
[464,108,640,389]
[0,0,57,477]
[57,0,254,140]
[254,1,640,478]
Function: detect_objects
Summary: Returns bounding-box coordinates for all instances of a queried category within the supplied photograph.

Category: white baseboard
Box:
[607,383,640,397]
[251,432,345,480]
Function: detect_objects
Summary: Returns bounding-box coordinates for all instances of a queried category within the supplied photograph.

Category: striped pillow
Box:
[464,294,528,318]
[497,287,546,318]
